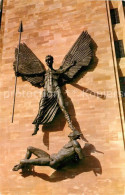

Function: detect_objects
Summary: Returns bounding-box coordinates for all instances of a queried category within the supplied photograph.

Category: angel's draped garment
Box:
[32,69,62,124]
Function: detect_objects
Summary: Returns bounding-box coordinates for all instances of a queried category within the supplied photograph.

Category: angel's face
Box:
[45,56,54,68]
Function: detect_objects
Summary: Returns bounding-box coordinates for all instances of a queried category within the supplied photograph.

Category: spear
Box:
[12,21,23,123]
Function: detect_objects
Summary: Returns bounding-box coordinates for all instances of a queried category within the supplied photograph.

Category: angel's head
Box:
[45,55,54,68]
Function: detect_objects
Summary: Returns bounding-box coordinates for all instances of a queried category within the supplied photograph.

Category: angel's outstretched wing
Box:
[59,31,92,85]
[13,43,46,87]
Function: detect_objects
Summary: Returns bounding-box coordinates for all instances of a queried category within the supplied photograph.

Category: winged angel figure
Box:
[13,31,92,136]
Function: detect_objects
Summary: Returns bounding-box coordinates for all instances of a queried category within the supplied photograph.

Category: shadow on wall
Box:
[42,37,106,148]
[19,144,103,182]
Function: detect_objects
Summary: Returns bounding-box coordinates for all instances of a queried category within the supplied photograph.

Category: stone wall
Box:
[109,1,125,122]
[0,0,125,195]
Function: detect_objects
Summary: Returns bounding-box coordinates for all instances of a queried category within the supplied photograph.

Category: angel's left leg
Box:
[56,89,76,131]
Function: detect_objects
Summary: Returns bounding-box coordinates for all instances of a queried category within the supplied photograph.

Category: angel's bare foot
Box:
[81,135,88,142]
[12,164,22,171]
[70,127,88,142]
[32,126,39,136]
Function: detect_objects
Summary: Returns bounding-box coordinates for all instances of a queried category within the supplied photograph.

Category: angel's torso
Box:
[44,69,60,93]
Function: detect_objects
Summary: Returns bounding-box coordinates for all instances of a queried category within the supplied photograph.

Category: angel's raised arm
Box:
[57,61,76,74]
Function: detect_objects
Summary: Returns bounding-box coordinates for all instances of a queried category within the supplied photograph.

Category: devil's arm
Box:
[72,140,84,159]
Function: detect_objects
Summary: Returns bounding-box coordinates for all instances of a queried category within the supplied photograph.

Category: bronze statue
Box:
[13,31,92,136]
[12,131,85,171]
[12,130,103,172]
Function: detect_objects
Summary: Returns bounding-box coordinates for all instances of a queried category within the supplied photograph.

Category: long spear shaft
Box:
[12,21,23,123]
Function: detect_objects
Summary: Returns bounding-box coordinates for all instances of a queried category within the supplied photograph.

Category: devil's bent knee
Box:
[27,146,34,151]
[20,159,25,164]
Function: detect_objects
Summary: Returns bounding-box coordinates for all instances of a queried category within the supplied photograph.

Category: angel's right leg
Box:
[32,91,47,135]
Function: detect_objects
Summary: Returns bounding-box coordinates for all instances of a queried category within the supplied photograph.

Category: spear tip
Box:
[18,21,23,32]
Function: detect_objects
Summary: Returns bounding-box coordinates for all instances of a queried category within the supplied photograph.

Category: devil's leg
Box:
[12,146,50,171]
[25,146,50,159]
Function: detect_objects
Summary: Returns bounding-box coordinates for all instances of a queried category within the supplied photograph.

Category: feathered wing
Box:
[13,43,46,87]
[59,31,92,85]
